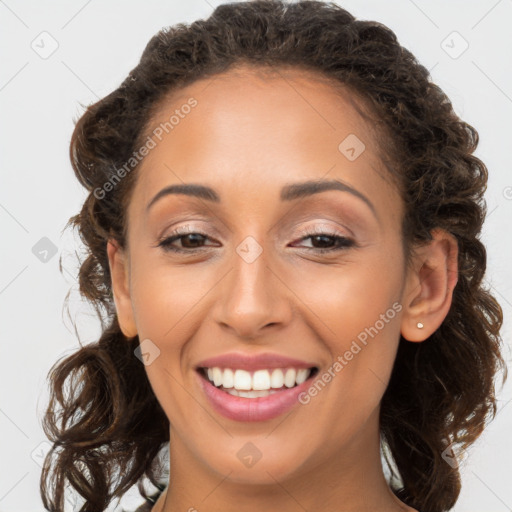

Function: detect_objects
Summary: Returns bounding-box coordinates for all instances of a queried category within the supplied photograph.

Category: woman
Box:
[40,1,508,511]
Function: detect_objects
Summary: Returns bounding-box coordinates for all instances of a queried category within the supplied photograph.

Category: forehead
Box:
[131,64,399,220]
[145,64,379,161]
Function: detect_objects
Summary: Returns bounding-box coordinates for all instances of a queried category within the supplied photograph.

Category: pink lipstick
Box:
[195,352,318,422]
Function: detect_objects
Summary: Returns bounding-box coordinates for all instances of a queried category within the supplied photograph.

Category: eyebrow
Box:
[145,179,376,217]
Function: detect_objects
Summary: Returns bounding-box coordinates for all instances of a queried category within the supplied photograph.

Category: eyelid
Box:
[294,222,350,237]
[158,220,351,243]
[157,218,221,240]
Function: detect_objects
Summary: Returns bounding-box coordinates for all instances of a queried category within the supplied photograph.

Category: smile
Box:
[201,367,314,397]
[195,352,319,422]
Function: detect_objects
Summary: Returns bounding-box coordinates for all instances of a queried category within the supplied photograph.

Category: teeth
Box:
[253,369,271,390]
[233,369,252,390]
[203,367,313,391]
[223,368,234,388]
[296,368,309,384]
[284,368,296,388]
[212,367,223,387]
[226,389,281,398]
[270,369,284,388]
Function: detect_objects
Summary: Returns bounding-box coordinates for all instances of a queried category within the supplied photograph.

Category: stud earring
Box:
[417,322,424,329]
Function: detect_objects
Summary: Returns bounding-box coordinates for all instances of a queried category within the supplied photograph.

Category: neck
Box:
[153,410,415,512]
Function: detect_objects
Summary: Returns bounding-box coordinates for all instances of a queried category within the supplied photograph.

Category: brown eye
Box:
[291,230,355,253]
[157,229,217,253]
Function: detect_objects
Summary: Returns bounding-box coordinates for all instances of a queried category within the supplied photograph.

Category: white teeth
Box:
[212,367,223,387]
[252,369,271,390]
[240,389,271,398]
[204,366,313,391]
[223,368,234,389]
[284,368,296,388]
[226,389,280,398]
[233,369,252,390]
[270,369,284,388]
[296,368,309,385]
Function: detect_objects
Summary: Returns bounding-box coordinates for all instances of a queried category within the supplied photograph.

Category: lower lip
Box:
[197,371,313,422]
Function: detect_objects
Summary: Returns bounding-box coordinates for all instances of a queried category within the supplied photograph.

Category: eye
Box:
[290,227,355,254]
[155,226,355,255]
[156,226,218,253]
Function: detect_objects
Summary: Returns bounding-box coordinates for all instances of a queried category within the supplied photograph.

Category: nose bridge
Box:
[214,234,289,338]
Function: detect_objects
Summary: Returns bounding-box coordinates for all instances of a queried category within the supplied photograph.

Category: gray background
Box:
[1,1,511,510]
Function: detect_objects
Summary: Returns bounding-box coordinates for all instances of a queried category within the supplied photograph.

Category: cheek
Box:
[127,255,225,418]
[289,249,403,342]
[289,248,404,415]
[129,254,217,341]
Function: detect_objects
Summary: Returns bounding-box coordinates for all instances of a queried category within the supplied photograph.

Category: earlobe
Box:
[400,228,458,342]
[106,239,138,338]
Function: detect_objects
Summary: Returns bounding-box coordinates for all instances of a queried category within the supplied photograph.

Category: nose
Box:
[212,238,293,341]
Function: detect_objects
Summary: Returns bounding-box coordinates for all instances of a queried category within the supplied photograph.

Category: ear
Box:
[400,228,458,342]
[106,238,138,338]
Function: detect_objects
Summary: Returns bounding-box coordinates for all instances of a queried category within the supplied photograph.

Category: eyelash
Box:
[156,225,355,254]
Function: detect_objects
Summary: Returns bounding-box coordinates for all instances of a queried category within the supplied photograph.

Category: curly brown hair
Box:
[40,1,508,511]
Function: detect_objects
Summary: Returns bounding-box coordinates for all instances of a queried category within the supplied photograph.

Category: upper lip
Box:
[196,352,318,371]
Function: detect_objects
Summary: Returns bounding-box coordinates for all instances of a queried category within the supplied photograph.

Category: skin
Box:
[107,64,458,512]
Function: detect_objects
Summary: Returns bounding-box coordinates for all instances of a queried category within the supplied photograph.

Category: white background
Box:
[1,1,511,511]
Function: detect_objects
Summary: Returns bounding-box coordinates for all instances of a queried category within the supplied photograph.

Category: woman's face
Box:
[110,65,414,484]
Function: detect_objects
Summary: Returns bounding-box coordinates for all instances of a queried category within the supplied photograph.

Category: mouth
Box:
[196,365,319,422]
[198,366,319,398]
